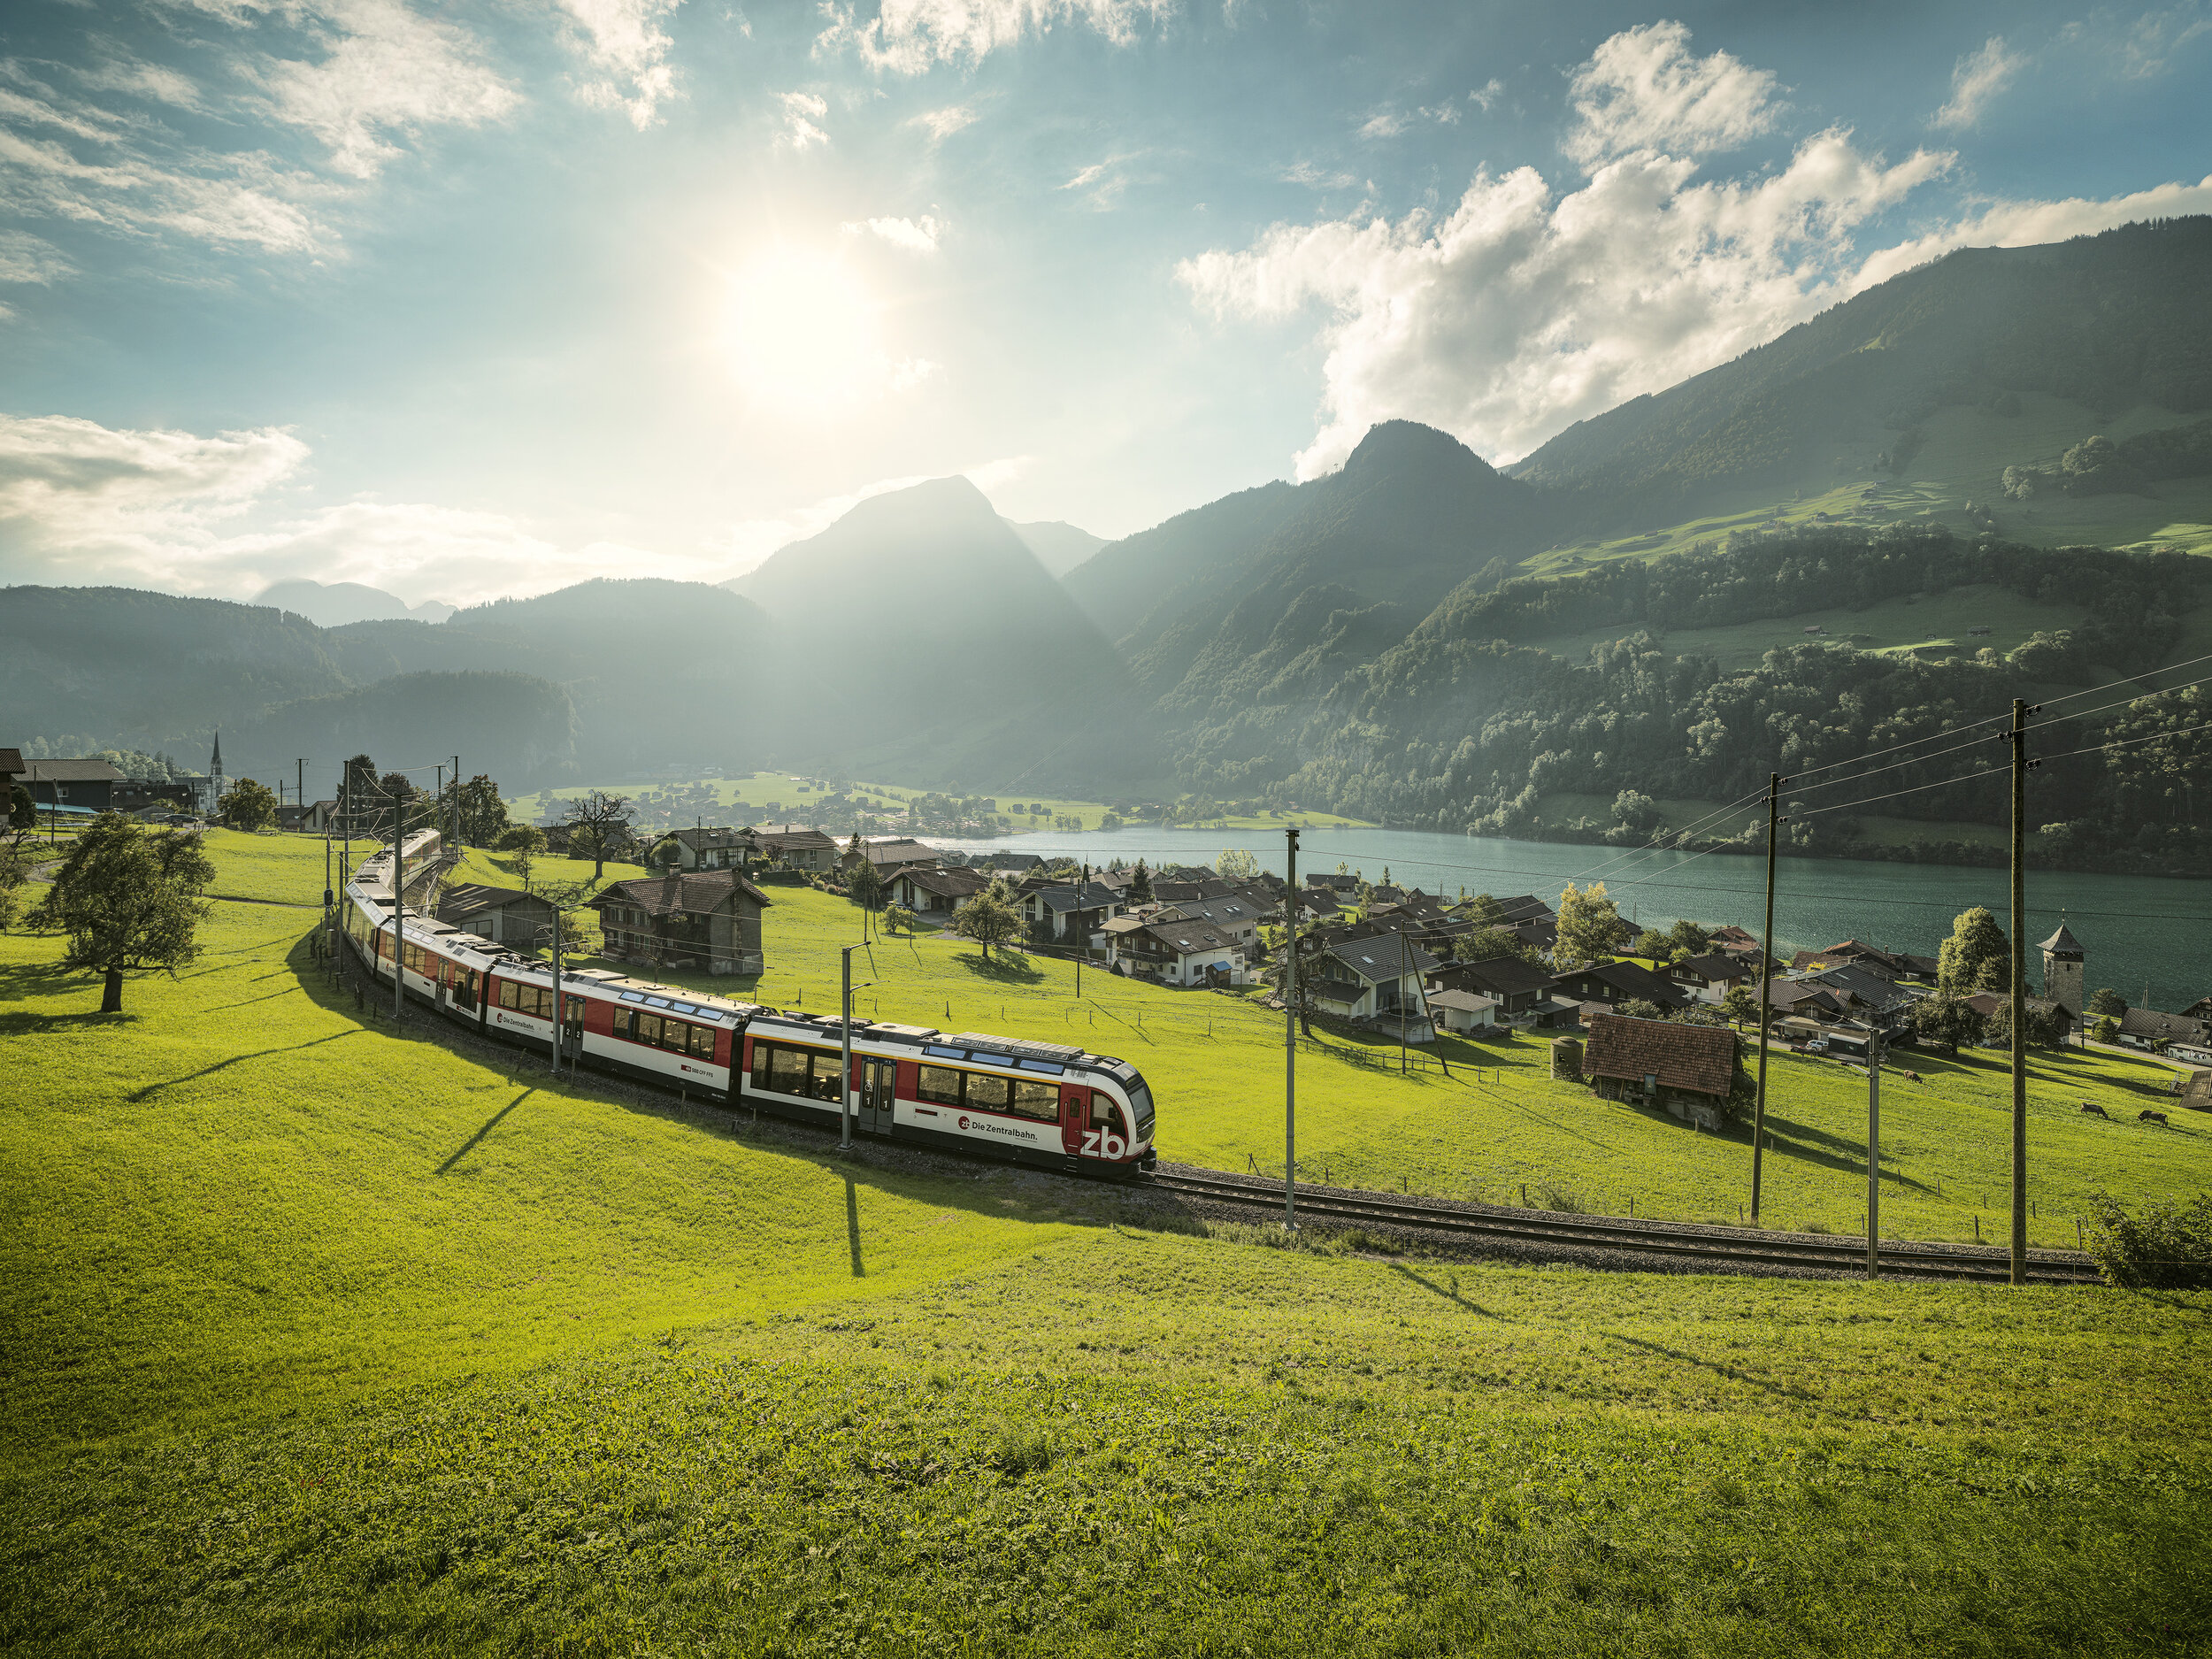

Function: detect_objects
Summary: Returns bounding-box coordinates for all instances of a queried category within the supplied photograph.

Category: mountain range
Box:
[6,218,2208,867]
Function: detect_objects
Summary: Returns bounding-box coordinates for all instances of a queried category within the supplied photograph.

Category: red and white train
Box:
[342,831,1156,1174]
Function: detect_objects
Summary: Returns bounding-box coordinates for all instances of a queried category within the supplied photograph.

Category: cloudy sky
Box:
[3,0,2208,606]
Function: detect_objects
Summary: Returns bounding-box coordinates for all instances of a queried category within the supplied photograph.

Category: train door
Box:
[860,1057,896,1134]
[1061,1086,1087,1158]
[561,995,586,1062]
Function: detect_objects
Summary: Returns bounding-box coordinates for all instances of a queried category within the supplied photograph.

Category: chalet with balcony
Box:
[588,869,769,977]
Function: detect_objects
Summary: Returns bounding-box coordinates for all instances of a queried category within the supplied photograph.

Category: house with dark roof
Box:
[1427,956,1555,1024]
[1583,1012,1742,1130]
[19,757,124,815]
[0,749,21,802]
[1666,951,1756,1003]
[1799,963,1918,1023]
[1155,893,1263,957]
[1105,915,1247,986]
[1761,980,1848,1021]
[1154,877,1236,903]
[885,864,989,917]
[749,823,840,872]
[588,869,770,976]
[1307,933,1439,1025]
[1021,879,1122,947]
[438,882,558,946]
[654,826,753,872]
[2116,1004,2212,1052]
[1548,959,1690,1012]
[848,837,941,876]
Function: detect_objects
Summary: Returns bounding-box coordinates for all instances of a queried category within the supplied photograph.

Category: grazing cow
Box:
[2080,1102,2109,1119]
[2139,1110,2169,1125]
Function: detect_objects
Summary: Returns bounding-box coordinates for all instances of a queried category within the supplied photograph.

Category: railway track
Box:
[1142,1167,2104,1285]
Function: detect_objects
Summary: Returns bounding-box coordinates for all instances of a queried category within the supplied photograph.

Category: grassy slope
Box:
[5,835,2210,1653]
[499,866,2209,1249]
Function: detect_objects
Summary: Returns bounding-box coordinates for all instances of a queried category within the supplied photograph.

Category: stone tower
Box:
[207,730,226,816]
[2039,921,2085,1016]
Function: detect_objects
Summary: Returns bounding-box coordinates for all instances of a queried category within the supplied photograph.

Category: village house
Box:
[1761,980,1849,1022]
[847,837,941,877]
[114,778,203,816]
[1290,887,1342,922]
[588,869,770,977]
[1427,955,1556,1025]
[1666,951,1757,1004]
[749,823,840,873]
[437,882,559,947]
[1154,875,1236,902]
[1548,959,1691,1012]
[885,863,990,918]
[1153,893,1264,959]
[1582,1012,1742,1131]
[1021,879,1121,946]
[19,756,124,816]
[1104,915,1247,986]
[653,826,753,872]
[1798,962,1918,1024]
[2115,1004,2212,1052]
[1427,987,1500,1034]
[1305,933,1440,1027]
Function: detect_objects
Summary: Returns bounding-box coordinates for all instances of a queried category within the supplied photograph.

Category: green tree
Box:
[1130,859,1153,904]
[1721,983,1760,1027]
[27,815,215,1011]
[1217,846,1260,882]
[1936,907,2010,995]
[218,777,277,832]
[1665,918,1712,957]
[1611,789,1661,834]
[561,791,633,881]
[952,889,1023,960]
[9,784,33,833]
[1617,997,1665,1022]
[454,775,509,846]
[1454,926,1527,964]
[0,842,28,931]
[1465,892,1507,926]
[1554,880,1632,970]
[2093,1014,2121,1045]
[1986,1001,2071,1050]
[496,824,547,892]
[2087,987,2127,1018]
[850,861,886,910]
[1909,990,1985,1055]
[884,903,917,936]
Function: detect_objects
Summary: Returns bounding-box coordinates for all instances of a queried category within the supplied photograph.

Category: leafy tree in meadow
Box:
[27,815,215,1011]
[561,791,633,881]
[1217,847,1261,882]
[454,775,509,846]
[496,824,547,892]
[10,784,34,833]
[1909,989,1985,1055]
[1611,790,1661,834]
[2087,987,2127,1018]
[1986,1001,2072,1050]
[1554,881,1633,970]
[952,889,1023,960]
[218,778,277,833]
[884,903,917,936]
[1937,907,2011,995]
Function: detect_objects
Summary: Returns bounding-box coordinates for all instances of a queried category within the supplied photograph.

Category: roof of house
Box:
[1486,894,1556,925]
[1552,959,1687,1005]
[440,882,556,921]
[1709,925,1758,946]
[1139,918,1240,956]
[16,757,125,782]
[860,838,941,865]
[2039,923,2085,956]
[0,749,21,778]
[1765,981,1846,1013]
[1033,880,1120,913]
[1294,888,1341,915]
[1324,936,1441,981]
[1801,964,1913,1005]
[590,869,771,916]
[1671,952,1755,982]
[1435,956,1555,998]
[2120,1005,2211,1041]
[887,864,989,898]
[667,826,749,849]
[1159,895,1260,929]
[1585,1013,1737,1097]
[1426,988,1500,1014]
[1155,878,1236,902]
[751,824,838,848]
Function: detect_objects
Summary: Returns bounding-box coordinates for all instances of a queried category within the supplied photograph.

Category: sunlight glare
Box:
[722,249,891,414]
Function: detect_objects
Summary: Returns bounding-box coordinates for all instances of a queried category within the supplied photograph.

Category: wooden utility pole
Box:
[296,757,307,816]
[1867,1026,1883,1279]
[389,781,406,1021]
[1284,826,1300,1229]
[1750,772,1786,1224]
[2007,697,2032,1286]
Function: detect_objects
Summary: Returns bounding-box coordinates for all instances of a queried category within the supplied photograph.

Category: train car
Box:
[337,834,1156,1175]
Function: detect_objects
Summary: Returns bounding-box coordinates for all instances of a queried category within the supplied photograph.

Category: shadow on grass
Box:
[438,1089,531,1173]
[1602,1331,1812,1400]
[207,984,303,1012]
[847,1175,865,1278]
[129,1028,362,1102]
[0,1008,140,1034]
[958,949,1046,986]
[1388,1262,1499,1317]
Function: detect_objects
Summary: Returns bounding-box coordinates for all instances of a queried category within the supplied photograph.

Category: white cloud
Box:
[1059,156,1132,207]
[2055,3,2212,77]
[1564,19,1781,165]
[1469,77,1503,112]
[816,0,1173,74]
[0,229,76,286]
[1182,45,1949,477]
[1850,172,2212,289]
[911,103,979,141]
[0,411,730,604]
[553,0,682,129]
[777,88,829,149]
[73,56,207,111]
[250,0,520,179]
[1934,35,2024,129]
[1282,160,1356,190]
[841,213,943,251]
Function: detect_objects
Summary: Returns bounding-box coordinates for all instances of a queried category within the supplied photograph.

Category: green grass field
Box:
[6,833,2209,1653]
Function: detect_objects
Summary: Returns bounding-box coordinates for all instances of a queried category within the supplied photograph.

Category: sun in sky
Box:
[721,247,929,417]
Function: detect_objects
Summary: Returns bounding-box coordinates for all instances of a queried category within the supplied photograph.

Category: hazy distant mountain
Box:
[233,670,578,790]
[731,476,1156,787]
[1005,518,1108,578]
[258,579,455,627]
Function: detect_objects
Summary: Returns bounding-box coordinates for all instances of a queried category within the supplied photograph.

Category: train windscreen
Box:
[1127,1079,1155,1140]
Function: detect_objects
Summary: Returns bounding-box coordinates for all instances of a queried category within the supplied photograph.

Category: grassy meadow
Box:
[7,831,2211,1653]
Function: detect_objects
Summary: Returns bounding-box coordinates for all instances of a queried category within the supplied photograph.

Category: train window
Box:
[1090,1096,1127,1136]
[1009,1079,1058,1121]
[964,1073,1011,1113]
[1126,1083,1155,1139]
[497,979,518,1010]
[636,1012,662,1047]
[660,1018,690,1053]
[689,1025,717,1059]
[767,1045,809,1097]
[917,1065,961,1106]
[750,1043,770,1089]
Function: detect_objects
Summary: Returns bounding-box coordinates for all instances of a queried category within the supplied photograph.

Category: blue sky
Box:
[2,0,2208,605]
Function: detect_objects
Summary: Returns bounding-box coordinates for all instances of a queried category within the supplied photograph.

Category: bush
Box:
[2083,1190,2212,1289]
